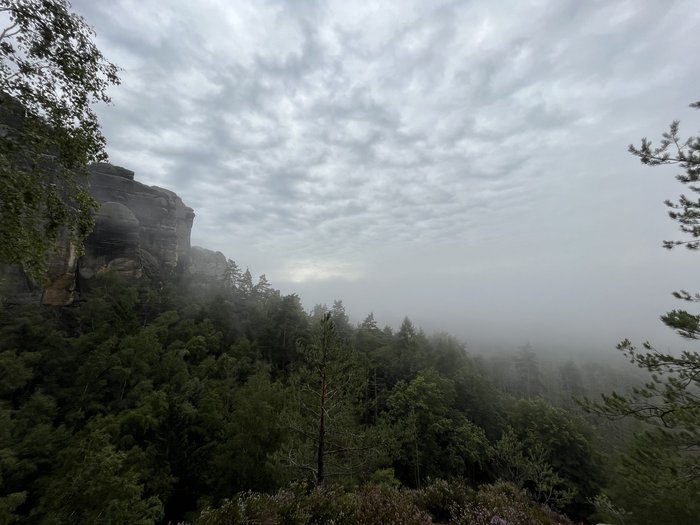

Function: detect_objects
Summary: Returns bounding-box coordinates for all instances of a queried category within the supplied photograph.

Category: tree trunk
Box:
[317,370,326,486]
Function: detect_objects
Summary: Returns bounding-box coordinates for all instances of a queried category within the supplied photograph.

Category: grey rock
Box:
[2,161,232,306]
[1,264,43,305]
[188,246,228,280]
[79,201,141,280]
[85,163,195,278]
[139,249,160,278]
[43,234,80,305]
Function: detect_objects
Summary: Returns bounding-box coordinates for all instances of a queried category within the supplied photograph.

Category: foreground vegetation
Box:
[197,480,576,525]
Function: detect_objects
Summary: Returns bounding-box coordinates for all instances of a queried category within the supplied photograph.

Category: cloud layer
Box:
[73,0,700,351]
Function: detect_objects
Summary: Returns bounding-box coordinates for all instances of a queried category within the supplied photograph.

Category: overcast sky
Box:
[71,0,700,354]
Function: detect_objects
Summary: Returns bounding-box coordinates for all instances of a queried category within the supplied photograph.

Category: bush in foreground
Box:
[196,480,576,525]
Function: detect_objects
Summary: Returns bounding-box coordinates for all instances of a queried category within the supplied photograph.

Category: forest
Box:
[0,265,698,524]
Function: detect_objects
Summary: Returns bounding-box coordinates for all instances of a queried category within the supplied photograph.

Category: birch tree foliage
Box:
[0,0,119,280]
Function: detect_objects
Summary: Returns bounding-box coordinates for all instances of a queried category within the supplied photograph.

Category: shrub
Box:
[367,468,401,488]
[351,485,432,525]
[451,482,534,525]
[197,481,576,525]
[413,479,473,523]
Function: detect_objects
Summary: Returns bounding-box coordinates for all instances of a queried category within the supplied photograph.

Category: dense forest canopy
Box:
[0,256,695,524]
[1,270,608,523]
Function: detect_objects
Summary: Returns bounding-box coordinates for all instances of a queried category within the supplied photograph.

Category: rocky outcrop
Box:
[43,235,80,305]
[1,162,218,306]
[1,92,208,304]
[184,247,229,295]
[0,230,79,306]
[187,247,228,280]
[79,163,195,281]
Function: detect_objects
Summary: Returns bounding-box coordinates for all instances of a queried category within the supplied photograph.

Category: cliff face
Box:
[80,163,195,280]
[2,163,227,305]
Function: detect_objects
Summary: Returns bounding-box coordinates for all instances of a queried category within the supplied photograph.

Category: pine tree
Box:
[585,101,700,520]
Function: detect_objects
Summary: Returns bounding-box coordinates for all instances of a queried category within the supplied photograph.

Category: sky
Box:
[70,0,700,354]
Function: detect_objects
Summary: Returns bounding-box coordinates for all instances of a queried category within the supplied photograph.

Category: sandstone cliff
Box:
[81,162,195,280]
[1,163,227,305]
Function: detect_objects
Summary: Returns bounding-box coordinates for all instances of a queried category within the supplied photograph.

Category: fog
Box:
[72,0,700,356]
[279,242,696,355]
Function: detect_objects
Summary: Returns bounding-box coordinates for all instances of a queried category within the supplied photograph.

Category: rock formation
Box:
[80,162,195,281]
[187,246,228,279]
[1,162,228,305]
